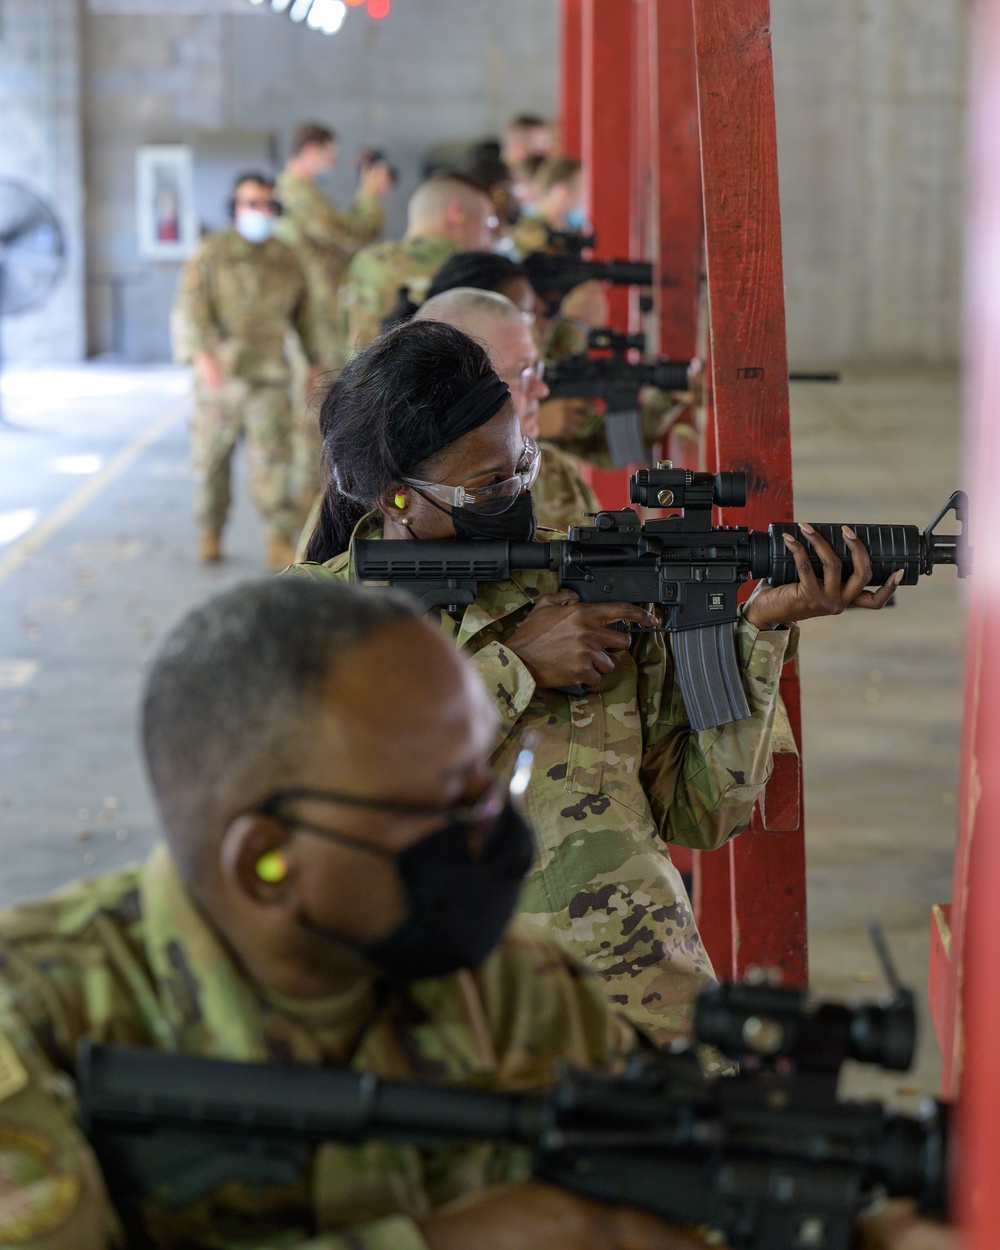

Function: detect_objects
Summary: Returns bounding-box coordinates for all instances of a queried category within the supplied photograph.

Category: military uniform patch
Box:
[0,1123,81,1243]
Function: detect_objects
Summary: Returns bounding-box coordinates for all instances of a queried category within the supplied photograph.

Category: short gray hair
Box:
[141,577,417,884]
[414,290,526,369]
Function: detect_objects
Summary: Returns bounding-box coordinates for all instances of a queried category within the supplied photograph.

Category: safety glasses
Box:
[257,741,534,862]
[401,435,541,516]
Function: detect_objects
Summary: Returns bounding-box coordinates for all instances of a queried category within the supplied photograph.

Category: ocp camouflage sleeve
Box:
[292,280,320,367]
[0,997,119,1249]
[278,174,385,261]
[171,240,218,363]
[636,608,797,851]
[531,443,601,533]
[339,236,459,355]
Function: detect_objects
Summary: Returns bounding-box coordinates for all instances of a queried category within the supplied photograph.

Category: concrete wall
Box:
[771,0,968,367]
[0,0,969,367]
[0,0,86,364]
[81,0,557,362]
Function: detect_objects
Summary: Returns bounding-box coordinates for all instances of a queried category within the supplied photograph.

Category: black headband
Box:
[416,372,512,465]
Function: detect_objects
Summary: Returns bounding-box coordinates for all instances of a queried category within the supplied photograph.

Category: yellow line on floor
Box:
[0,400,187,585]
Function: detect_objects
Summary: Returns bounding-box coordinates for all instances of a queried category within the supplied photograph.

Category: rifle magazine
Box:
[672,624,750,732]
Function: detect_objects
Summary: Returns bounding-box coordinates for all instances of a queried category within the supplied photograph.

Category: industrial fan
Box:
[0,178,67,424]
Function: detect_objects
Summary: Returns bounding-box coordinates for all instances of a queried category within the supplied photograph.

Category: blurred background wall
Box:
[0,0,967,367]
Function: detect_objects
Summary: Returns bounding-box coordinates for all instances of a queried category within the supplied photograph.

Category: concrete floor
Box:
[0,365,965,1107]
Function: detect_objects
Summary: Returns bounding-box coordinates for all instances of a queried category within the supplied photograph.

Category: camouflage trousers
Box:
[191,377,300,543]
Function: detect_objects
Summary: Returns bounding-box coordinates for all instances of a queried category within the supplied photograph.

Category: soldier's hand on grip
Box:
[854,1201,959,1250]
[745,523,904,629]
[506,591,657,690]
[537,396,592,440]
[560,279,611,328]
[420,1180,708,1250]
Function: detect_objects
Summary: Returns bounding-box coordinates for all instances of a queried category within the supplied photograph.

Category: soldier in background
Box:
[500,113,554,172]
[275,122,394,510]
[414,281,601,534]
[512,154,589,258]
[338,173,497,353]
[172,172,316,570]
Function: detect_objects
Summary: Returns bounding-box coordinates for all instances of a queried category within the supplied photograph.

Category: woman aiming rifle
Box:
[292,320,900,1043]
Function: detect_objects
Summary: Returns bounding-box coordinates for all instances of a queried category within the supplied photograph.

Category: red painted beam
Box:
[689,0,807,986]
[647,0,702,363]
[954,5,1000,1243]
[559,0,583,158]
[581,0,634,327]
[579,0,641,510]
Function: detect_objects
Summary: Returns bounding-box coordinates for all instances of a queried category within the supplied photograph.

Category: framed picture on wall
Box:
[135,145,198,261]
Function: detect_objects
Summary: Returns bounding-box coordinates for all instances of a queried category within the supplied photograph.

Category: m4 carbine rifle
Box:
[77,977,950,1250]
[545,328,693,409]
[354,466,970,731]
[544,331,842,465]
[544,329,693,464]
[522,246,654,313]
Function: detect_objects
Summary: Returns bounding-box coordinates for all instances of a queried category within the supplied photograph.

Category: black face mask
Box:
[299,802,535,980]
[452,490,537,543]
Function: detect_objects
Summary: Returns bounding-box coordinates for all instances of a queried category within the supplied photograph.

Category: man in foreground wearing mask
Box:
[172,172,318,570]
[0,577,711,1250]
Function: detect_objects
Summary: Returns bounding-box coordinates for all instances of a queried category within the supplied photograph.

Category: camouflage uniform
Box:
[275,173,385,368]
[291,521,798,1043]
[274,174,386,503]
[171,228,316,545]
[532,442,601,533]
[0,844,632,1249]
[339,235,459,355]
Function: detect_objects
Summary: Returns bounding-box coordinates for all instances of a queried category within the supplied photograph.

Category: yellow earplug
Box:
[394,493,407,509]
[256,850,288,884]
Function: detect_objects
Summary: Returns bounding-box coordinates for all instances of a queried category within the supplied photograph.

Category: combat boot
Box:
[199,531,222,563]
[266,537,297,571]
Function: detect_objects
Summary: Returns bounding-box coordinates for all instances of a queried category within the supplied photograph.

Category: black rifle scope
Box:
[694,981,917,1072]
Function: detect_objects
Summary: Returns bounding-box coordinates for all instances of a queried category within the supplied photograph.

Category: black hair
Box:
[426,251,528,302]
[232,170,276,195]
[290,121,337,156]
[380,285,420,334]
[304,321,496,563]
[380,253,530,334]
[142,578,417,886]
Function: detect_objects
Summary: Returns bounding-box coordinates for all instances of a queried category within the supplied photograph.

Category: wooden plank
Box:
[690,0,807,986]
[927,903,952,1054]
[580,0,640,510]
[559,0,583,157]
[581,0,634,327]
[647,0,702,362]
[955,5,1000,1242]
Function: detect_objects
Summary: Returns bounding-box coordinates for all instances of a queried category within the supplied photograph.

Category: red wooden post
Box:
[647,0,702,364]
[688,0,807,985]
[559,0,583,157]
[942,4,1000,1242]
[578,0,640,511]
